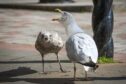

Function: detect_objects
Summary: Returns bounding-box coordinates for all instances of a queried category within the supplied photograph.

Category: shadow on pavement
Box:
[0,67,37,78]
[0,78,75,84]
[0,76,126,84]
[93,76,126,80]
[0,60,71,64]
[0,66,74,84]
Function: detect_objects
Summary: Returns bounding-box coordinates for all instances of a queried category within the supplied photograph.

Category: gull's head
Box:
[52,9,75,26]
[39,31,52,42]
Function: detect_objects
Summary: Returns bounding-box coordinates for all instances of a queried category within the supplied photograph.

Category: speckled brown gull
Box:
[35,31,64,73]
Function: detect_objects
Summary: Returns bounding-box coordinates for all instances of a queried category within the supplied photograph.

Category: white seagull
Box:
[35,31,64,73]
[52,9,99,80]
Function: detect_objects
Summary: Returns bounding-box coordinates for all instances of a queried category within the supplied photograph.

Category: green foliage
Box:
[98,56,115,64]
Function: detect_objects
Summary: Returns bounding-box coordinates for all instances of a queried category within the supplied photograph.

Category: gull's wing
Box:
[66,33,98,63]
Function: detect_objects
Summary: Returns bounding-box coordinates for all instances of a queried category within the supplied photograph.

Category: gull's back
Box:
[66,33,98,64]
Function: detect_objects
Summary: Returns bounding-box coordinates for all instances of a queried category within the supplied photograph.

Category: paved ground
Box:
[0,8,126,84]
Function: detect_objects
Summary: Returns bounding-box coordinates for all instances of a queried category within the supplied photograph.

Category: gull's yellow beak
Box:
[52,8,63,21]
[52,18,59,21]
[55,8,63,13]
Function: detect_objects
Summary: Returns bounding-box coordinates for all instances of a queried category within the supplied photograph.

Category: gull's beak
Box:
[52,18,59,21]
[52,8,63,21]
[55,8,63,14]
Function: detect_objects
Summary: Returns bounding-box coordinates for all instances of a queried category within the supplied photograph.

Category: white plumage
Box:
[53,9,99,80]
[35,31,64,73]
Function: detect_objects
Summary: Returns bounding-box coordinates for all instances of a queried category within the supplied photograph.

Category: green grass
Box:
[98,56,115,64]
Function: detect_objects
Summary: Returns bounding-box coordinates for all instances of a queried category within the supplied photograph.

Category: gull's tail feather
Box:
[79,61,99,72]
[78,61,96,67]
[83,65,99,72]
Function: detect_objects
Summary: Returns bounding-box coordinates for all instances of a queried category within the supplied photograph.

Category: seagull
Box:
[52,9,99,80]
[35,31,64,73]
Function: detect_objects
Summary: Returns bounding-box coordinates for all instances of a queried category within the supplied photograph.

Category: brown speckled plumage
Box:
[35,31,64,73]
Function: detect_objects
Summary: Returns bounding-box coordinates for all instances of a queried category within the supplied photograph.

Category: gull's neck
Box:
[64,21,83,37]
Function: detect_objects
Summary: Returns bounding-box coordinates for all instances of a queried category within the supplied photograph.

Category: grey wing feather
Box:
[66,33,98,64]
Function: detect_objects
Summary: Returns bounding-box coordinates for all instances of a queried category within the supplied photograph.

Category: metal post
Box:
[92,0,114,58]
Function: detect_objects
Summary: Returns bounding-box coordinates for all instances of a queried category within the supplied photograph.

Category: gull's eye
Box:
[41,34,44,39]
[49,35,52,37]
[61,17,65,21]
[61,12,67,21]
[64,12,67,15]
